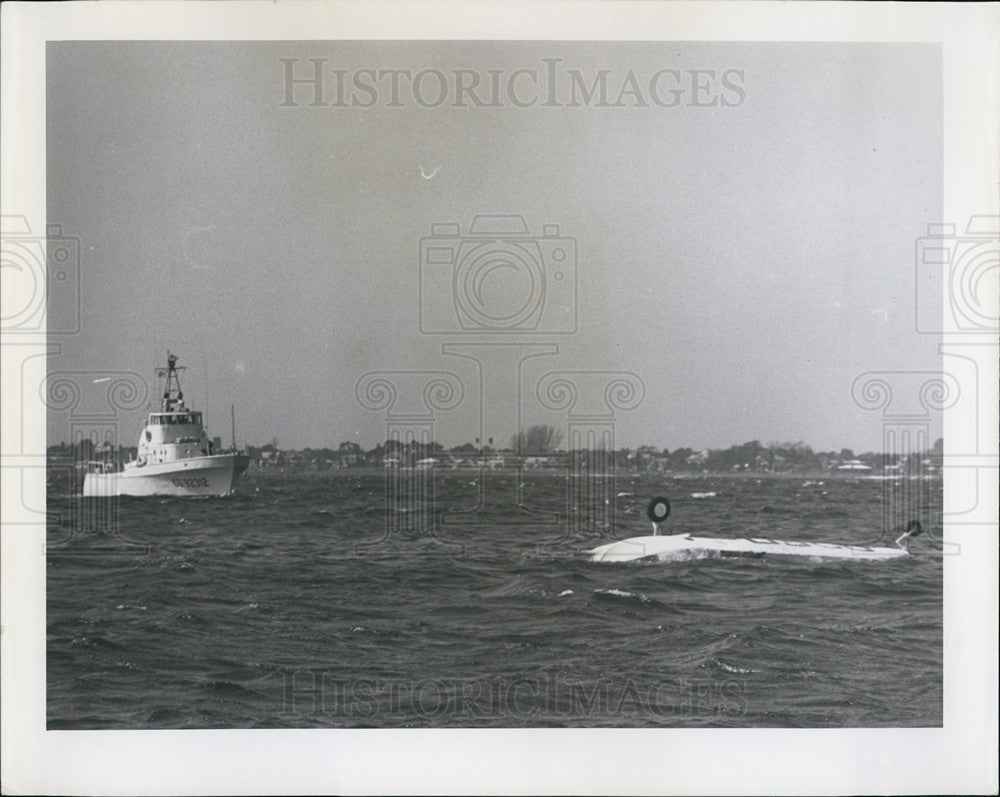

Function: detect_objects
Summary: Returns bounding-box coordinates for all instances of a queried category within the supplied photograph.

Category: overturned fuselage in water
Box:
[588,497,922,563]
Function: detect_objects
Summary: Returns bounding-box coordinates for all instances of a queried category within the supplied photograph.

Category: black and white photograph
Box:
[2,2,997,794]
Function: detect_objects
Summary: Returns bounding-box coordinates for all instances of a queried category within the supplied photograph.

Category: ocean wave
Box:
[590,588,667,609]
[709,658,759,675]
[46,470,942,729]
[196,679,264,699]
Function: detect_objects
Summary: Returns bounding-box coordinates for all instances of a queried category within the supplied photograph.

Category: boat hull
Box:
[82,453,249,498]
[589,533,909,563]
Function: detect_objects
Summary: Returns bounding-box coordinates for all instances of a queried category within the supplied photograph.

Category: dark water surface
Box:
[47,470,942,728]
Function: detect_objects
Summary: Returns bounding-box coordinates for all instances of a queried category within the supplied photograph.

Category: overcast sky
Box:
[46,41,942,452]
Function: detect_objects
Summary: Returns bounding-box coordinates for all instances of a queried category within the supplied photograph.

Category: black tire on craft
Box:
[647,496,671,524]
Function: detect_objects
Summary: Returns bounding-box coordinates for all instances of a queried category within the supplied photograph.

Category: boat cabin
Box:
[133,402,217,466]
[138,411,211,458]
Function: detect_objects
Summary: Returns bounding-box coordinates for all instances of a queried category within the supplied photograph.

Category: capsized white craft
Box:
[588,497,922,563]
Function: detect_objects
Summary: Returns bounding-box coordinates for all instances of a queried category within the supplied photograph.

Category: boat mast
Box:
[155,352,186,412]
[231,403,237,451]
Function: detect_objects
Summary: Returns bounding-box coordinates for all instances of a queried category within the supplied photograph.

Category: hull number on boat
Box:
[171,477,209,489]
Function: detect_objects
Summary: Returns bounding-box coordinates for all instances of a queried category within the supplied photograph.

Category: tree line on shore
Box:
[49,425,944,475]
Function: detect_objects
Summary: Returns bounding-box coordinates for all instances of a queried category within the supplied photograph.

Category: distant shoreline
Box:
[239,465,940,480]
[47,455,941,481]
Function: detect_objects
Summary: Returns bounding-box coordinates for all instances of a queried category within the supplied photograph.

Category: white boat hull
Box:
[589,533,909,563]
[82,453,249,498]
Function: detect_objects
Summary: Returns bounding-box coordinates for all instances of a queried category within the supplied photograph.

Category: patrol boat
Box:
[82,353,250,497]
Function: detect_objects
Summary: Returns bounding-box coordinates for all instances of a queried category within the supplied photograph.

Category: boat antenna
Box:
[155,351,186,412]
[894,520,923,549]
[203,350,209,430]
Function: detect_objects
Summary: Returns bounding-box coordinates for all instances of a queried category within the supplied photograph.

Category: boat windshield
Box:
[149,412,202,425]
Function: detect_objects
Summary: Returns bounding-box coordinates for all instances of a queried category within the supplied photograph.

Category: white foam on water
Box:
[713,659,758,674]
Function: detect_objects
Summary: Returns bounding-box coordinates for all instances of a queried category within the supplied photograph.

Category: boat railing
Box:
[85,460,120,474]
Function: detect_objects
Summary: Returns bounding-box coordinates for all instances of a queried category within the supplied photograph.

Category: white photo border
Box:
[2,2,997,795]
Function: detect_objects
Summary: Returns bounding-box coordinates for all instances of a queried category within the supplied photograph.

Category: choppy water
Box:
[47,470,942,728]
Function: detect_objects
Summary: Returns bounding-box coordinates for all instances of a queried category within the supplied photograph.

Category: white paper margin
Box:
[2,2,997,795]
